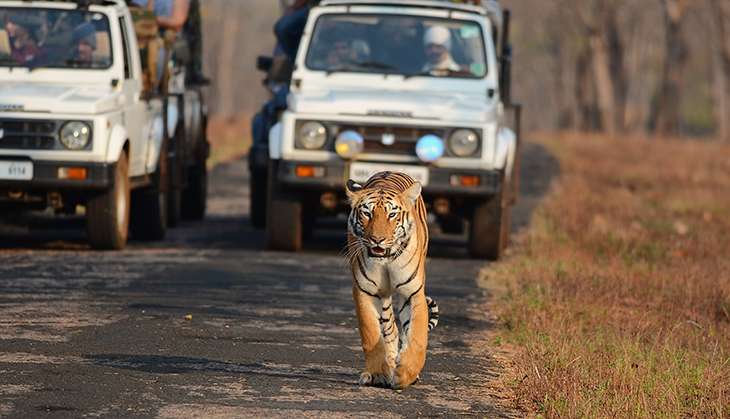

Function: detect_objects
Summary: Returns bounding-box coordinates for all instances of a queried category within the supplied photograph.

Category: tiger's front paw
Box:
[358,371,394,388]
[392,366,420,390]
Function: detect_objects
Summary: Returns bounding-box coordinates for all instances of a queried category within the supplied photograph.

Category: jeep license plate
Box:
[349,162,429,186]
[0,161,33,180]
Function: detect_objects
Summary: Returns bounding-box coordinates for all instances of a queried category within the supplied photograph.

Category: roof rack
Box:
[14,0,125,8]
[318,0,502,26]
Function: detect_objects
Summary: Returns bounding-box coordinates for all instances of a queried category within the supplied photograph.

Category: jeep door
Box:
[118,15,147,176]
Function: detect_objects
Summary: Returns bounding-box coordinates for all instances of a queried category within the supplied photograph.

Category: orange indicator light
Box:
[58,167,88,180]
[460,175,480,187]
[295,165,325,178]
[450,175,480,187]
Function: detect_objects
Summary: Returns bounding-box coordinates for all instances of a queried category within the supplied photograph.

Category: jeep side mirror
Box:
[257,55,273,72]
[269,56,293,83]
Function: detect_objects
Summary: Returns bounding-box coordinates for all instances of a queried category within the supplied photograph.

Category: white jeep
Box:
[254,0,521,259]
[0,0,209,249]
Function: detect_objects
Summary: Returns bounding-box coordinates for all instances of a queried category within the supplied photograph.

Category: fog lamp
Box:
[415,135,444,163]
[334,130,364,159]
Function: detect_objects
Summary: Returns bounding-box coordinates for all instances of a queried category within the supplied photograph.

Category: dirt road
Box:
[0,149,555,417]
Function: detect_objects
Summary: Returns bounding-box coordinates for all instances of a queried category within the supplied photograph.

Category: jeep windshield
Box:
[0,8,112,70]
[305,14,487,78]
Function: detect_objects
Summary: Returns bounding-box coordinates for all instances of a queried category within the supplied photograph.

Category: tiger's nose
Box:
[370,237,386,246]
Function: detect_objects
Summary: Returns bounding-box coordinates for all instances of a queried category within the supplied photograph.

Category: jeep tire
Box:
[167,157,183,227]
[249,168,267,228]
[86,152,130,250]
[265,162,302,251]
[181,159,207,221]
[130,143,169,241]
[468,173,511,260]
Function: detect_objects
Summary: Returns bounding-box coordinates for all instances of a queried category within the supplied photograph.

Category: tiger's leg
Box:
[353,286,394,387]
[395,285,428,389]
[380,297,399,376]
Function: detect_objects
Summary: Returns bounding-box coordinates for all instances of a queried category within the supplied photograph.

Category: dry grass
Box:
[487,133,730,417]
[207,113,252,167]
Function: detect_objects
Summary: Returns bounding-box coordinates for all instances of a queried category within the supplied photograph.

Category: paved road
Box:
[0,150,555,417]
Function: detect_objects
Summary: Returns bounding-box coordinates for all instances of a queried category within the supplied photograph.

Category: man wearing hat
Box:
[422,25,462,74]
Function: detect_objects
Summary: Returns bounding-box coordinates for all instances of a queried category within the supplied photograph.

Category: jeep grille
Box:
[0,119,59,150]
[339,124,448,157]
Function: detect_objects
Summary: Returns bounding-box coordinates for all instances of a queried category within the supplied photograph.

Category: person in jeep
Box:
[3,14,40,64]
[71,22,97,65]
[421,25,463,74]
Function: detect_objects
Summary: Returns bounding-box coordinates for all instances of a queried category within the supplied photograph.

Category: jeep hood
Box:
[0,82,120,114]
[289,89,495,122]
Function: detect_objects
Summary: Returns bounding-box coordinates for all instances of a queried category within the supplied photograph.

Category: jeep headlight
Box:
[297,121,328,150]
[447,129,479,157]
[60,121,91,150]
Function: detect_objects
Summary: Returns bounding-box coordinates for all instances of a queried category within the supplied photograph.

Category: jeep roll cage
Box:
[315,0,512,103]
[318,0,502,27]
[10,0,130,9]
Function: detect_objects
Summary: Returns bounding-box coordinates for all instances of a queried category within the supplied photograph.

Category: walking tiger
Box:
[345,171,439,389]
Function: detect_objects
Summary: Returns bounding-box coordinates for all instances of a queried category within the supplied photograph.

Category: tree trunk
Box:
[709,0,730,141]
[570,1,627,135]
[575,44,600,131]
[605,10,628,134]
[649,0,689,136]
[590,30,617,135]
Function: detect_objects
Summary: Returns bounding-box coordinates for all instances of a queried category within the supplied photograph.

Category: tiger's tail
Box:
[426,296,439,331]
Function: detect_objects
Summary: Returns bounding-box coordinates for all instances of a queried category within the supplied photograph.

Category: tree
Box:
[709,0,730,141]
[563,0,628,135]
[648,0,690,136]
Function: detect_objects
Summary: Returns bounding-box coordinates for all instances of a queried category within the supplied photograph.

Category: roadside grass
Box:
[486,133,730,417]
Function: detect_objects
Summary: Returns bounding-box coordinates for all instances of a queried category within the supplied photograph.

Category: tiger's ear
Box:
[401,182,422,207]
[345,179,364,204]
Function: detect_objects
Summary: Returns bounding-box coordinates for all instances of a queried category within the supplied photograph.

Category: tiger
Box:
[344,171,439,390]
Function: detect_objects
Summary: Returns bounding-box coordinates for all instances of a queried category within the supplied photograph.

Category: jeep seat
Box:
[0,29,10,57]
[93,32,110,61]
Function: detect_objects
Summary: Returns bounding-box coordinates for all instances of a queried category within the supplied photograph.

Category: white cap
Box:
[423,26,452,50]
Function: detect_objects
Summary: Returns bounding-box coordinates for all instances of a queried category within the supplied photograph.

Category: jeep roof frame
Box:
[318,0,502,27]
[7,0,126,9]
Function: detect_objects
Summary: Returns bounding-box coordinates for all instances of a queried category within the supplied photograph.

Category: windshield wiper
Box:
[404,68,472,79]
[351,60,397,71]
[64,58,92,68]
[0,57,23,69]
[404,70,432,79]
[325,60,398,76]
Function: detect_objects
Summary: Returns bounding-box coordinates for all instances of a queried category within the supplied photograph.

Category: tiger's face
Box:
[345,179,422,259]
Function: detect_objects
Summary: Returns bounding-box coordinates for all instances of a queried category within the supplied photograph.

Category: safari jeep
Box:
[252,0,520,260]
[0,0,209,249]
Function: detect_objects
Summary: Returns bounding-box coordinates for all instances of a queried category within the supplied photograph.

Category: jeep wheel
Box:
[249,169,267,228]
[265,163,302,251]
[181,160,207,221]
[130,144,169,241]
[86,152,130,250]
[167,164,183,227]
[468,174,511,260]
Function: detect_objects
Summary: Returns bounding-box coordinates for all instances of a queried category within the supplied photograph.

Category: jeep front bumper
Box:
[0,159,115,191]
[273,160,502,197]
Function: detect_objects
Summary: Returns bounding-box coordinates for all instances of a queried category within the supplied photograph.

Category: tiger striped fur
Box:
[345,171,439,390]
